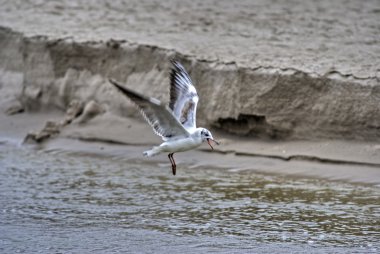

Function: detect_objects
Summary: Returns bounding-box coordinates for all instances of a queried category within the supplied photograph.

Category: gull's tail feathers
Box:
[143,146,161,157]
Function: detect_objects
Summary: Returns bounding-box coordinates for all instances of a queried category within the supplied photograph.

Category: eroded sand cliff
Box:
[1,26,379,140]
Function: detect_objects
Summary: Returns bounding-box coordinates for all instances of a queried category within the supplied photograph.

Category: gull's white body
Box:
[109,60,218,175]
[144,128,204,156]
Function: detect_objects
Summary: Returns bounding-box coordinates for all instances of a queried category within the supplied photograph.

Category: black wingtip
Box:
[108,78,145,101]
[170,59,183,70]
[169,60,189,81]
[109,78,131,97]
[170,59,178,65]
[108,78,123,90]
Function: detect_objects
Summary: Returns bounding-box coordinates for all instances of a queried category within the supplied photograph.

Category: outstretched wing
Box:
[109,79,190,140]
[169,61,199,132]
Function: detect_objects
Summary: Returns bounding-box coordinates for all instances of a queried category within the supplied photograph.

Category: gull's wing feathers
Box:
[169,61,199,131]
[109,79,190,140]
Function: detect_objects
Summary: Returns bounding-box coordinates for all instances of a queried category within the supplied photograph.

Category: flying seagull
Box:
[109,60,219,175]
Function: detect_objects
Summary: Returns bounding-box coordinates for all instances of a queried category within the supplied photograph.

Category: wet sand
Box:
[1,111,379,185]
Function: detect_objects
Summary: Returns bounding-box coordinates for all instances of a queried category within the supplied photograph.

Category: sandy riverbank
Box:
[0,0,379,184]
[1,0,379,140]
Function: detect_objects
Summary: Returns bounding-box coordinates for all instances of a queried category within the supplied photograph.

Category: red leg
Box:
[168,153,176,175]
[171,153,176,176]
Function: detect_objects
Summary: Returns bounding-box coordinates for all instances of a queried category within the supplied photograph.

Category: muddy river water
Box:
[0,143,379,253]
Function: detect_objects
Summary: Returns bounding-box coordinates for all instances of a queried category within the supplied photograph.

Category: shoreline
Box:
[1,111,379,186]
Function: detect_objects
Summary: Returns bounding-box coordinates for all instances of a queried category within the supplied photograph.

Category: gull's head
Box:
[200,128,220,150]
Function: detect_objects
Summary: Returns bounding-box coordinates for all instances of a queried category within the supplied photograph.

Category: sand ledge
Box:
[0,26,379,141]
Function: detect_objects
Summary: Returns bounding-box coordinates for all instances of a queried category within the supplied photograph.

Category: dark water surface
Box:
[0,143,379,253]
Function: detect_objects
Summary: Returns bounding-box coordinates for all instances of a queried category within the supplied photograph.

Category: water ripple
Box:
[0,145,379,253]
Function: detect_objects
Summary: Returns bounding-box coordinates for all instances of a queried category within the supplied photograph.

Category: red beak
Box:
[207,138,214,150]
